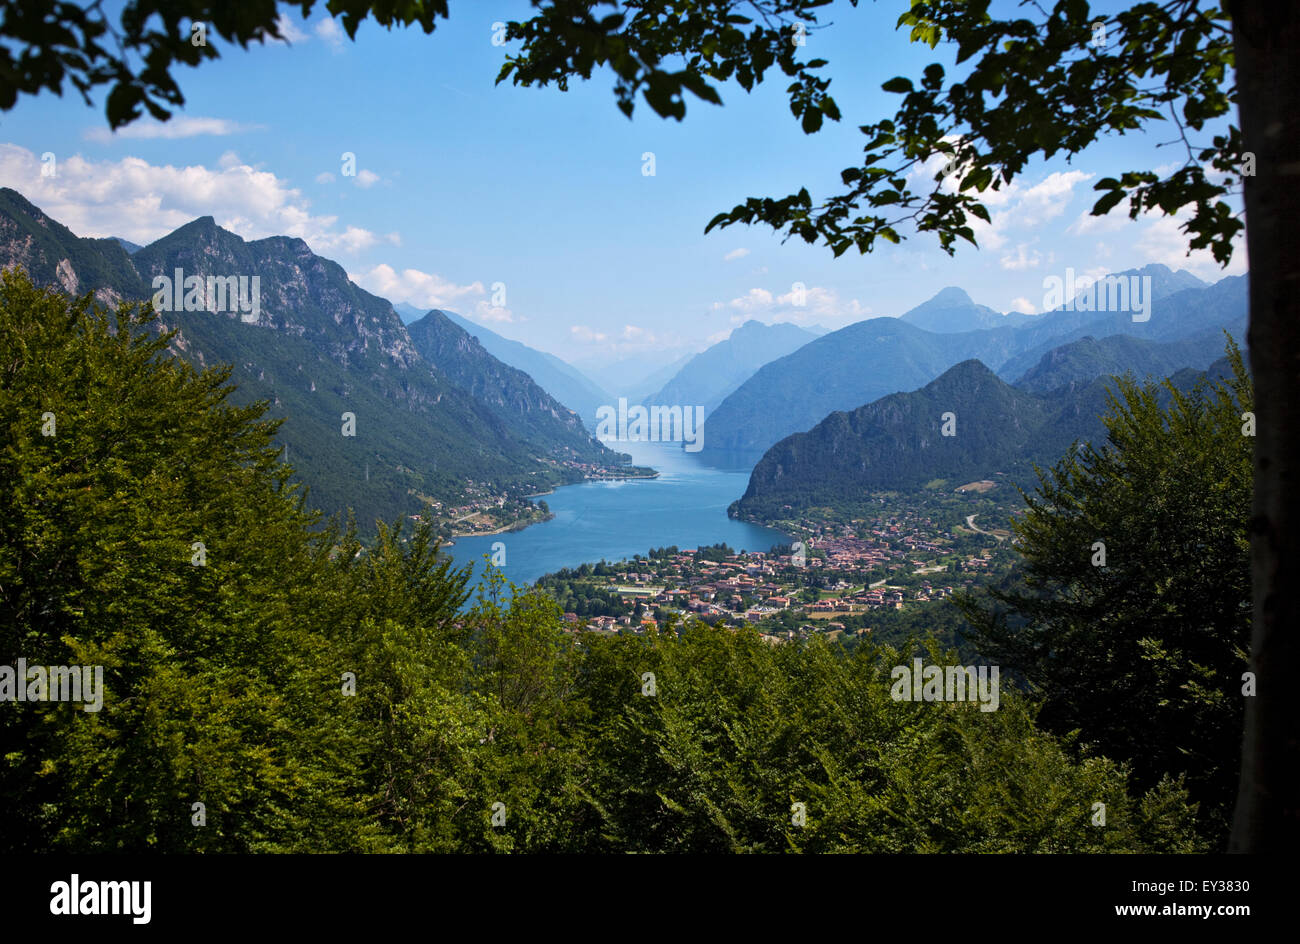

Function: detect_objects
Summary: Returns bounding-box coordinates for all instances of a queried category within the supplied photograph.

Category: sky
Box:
[0,0,1245,375]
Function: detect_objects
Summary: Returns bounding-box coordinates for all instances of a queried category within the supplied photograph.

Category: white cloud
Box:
[913,167,1091,250]
[615,324,673,347]
[971,180,1019,209]
[592,324,661,347]
[333,225,382,254]
[999,243,1042,270]
[315,17,346,51]
[350,263,486,310]
[967,216,1007,250]
[275,14,311,44]
[724,248,750,261]
[712,288,772,314]
[1135,209,1248,279]
[0,143,388,255]
[970,170,1094,250]
[1010,171,1093,227]
[1067,207,1128,236]
[1009,297,1038,315]
[84,116,260,143]
[316,167,382,188]
[471,301,516,323]
[710,284,868,327]
[1063,265,1112,290]
[567,322,693,360]
[906,135,969,192]
[906,148,1096,250]
[570,325,609,344]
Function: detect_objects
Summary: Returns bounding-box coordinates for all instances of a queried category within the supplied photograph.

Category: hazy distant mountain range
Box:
[733,358,1113,518]
[644,320,820,418]
[705,266,1246,456]
[581,352,695,404]
[898,286,1035,332]
[731,351,1238,520]
[1011,330,1237,393]
[0,185,1248,534]
[0,188,619,528]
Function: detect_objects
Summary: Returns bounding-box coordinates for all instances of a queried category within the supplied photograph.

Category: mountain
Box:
[393,301,426,323]
[0,187,620,528]
[114,237,142,254]
[731,352,1234,520]
[1012,329,1240,393]
[0,189,146,304]
[995,274,1247,381]
[704,272,1247,456]
[1076,263,1206,303]
[899,286,1033,333]
[437,310,611,430]
[703,315,1019,456]
[731,360,1098,518]
[405,310,610,458]
[581,352,695,403]
[645,320,818,416]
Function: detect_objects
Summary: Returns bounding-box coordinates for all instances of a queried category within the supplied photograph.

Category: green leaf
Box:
[1091,190,1125,215]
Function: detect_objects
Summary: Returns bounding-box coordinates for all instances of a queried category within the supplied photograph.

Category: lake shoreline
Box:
[442,441,789,587]
[447,510,556,541]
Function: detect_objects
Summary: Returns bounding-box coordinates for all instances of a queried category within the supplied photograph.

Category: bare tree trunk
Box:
[1230,3,1300,852]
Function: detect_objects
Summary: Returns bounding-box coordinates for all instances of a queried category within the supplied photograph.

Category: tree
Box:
[574,626,1203,852]
[956,342,1253,842]
[0,269,370,850]
[0,270,1212,852]
[1,0,1288,849]
[499,0,1290,853]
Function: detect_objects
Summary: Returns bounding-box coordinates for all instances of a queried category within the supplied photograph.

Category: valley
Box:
[535,484,1023,657]
[0,174,1253,865]
[0,0,1266,864]
[0,185,1248,612]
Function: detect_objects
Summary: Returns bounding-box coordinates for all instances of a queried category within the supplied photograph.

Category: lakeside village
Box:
[534,482,1024,647]
[415,457,658,540]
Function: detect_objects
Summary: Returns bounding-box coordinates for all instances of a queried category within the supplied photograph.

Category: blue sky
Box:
[0,0,1244,374]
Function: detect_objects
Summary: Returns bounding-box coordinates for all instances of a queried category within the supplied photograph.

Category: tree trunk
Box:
[1229,3,1300,852]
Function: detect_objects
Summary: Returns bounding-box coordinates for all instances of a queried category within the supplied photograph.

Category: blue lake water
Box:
[444,438,789,587]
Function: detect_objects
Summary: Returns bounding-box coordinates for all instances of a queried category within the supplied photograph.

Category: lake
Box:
[444,438,789,587]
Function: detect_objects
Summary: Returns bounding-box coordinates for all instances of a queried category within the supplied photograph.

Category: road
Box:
[965,514,1006,541]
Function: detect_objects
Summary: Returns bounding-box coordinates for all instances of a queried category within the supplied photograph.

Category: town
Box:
[535,487,1022,649]
[417,458,658,538]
